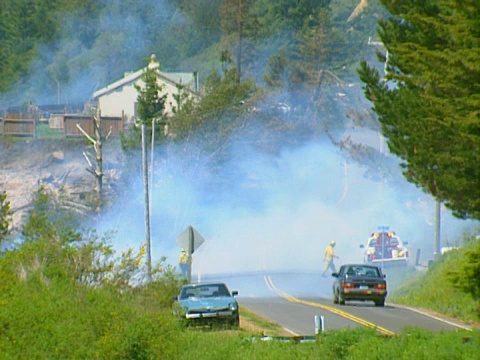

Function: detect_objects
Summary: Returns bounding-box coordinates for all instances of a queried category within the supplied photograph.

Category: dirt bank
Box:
[0,138,124,232]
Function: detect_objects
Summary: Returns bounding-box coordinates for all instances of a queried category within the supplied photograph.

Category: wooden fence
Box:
[0,114,124,138]
[64,115,124,138]
[0,115,36,137]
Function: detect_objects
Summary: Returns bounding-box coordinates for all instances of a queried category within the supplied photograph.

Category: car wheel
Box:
[374,299,385,307]
[338,292,345,305]
[231,315,240,328]
[333,291,339,304]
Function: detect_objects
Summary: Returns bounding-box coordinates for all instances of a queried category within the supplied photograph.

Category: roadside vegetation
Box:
[0,188,478,359]
[390,232,480,324]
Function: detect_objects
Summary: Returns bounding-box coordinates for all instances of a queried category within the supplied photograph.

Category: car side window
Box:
[180,288,195,299]
[216,285,229,296]
[346,267,356,276]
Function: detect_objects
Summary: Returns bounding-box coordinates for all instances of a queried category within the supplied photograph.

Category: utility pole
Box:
[142,123,152,281]
[434,200,441,260]
[150,117,155,232]
[135,54,166,282]
[187,226,194,283]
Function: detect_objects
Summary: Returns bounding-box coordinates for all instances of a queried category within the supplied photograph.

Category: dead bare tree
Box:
[76,109,112,209]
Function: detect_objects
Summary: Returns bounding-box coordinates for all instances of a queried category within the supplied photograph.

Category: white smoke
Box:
[94,131,477,276]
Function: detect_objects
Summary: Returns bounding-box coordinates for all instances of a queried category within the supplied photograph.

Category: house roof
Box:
[92,56,197,99]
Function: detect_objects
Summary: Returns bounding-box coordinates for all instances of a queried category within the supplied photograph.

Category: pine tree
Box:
[135,61,167,127]
[358,0,480,219]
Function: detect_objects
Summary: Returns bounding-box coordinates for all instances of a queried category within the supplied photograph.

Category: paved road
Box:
[200,272,472,336]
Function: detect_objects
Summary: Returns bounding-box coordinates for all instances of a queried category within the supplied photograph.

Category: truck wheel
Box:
[374,299,385,307]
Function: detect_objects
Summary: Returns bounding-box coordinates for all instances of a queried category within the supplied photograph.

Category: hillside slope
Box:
[0,138,124,232]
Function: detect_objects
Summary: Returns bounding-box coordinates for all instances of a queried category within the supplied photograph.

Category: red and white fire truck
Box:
[361,231,409,266]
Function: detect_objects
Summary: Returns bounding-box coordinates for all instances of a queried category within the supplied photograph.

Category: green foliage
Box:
[262,3,349,90]
[35,123,65,139]
[134,64,167,126]
[359,0,480,220]
[120,124,142,154]
[347,327,480,360]
[119,61,169,155]
[96,311,184,360]
[170,67,256,146]
[0,191,12,243]
[448,237,480,302]
[0,186,185,359]
[390,231,480,322]
[165,327,479,360]
[21,185,82,245]
[0,0,61,93]
[263,50,288,88]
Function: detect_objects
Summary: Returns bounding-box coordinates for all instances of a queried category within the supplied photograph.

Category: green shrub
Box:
[0,187,184,359]
[390,231,480,323]
[347,328,480,360]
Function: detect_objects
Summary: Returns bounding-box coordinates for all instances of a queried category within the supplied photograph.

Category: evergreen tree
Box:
[135,63,166,127]
[219,0,260,82]
[170,66,256,144]
[358,0,480,219]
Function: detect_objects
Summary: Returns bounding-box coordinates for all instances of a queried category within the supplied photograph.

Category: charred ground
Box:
[0,138,125,232]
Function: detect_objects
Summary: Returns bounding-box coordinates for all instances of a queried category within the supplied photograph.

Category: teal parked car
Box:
[174,282,240,328]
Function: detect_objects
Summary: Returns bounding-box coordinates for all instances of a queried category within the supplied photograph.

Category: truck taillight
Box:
[342,282,355,289]
[374,283,386,290]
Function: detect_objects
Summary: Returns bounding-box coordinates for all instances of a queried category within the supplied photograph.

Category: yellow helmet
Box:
[330,240,336,246]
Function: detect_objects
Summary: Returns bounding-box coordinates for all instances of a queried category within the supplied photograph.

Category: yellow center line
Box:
[264,275,396,336]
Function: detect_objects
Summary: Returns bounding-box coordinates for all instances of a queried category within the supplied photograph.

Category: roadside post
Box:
[314,315,325,335]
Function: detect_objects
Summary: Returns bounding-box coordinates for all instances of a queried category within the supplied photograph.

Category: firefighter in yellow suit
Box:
[178,249,190,279]
[322,240,338,276]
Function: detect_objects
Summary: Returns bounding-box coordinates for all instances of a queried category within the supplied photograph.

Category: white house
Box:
[92,54,199,124]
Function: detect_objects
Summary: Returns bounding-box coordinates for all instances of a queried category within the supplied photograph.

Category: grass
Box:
[389,235,480,324]
[239,306,291,336]
[163,326,480,360]
[35,123,65,139]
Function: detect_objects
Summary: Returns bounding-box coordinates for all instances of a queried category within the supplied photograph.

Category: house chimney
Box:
[148,54,159,70]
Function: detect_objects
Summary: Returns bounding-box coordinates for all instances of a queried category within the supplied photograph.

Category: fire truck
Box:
[360,231,409,266]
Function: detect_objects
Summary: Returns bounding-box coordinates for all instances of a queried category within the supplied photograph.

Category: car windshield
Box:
[180,284,230,300]
[344,266,380,277]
